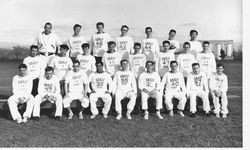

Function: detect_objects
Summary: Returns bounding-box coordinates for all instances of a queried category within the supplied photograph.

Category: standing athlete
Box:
[189,30,203,58]
[167,29,180,54]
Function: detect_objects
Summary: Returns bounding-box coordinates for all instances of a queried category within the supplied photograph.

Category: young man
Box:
[23,45,47,96]
[33,66,63,120]
[142,27,160,62]
[115,25,134,60]
[177,42,196,82]
[63,60,89,119]
[161,61,186,117]
[49,44,73,96]
[8,64,34,123]
[102,41,121,78]
[68,24,87,59]
[88,61,113,119]
[76,43,96,76]
[113,59,137,120]
[90,22,112,63]
[189,30,203,58]
[209,63,228,118]
[34,22,62,65]
[156,40,175,78]
[196,41,216,79]
[167,29,180,54]
[139,61,163,120]
[186,63,210,117]
[129,43,146,79]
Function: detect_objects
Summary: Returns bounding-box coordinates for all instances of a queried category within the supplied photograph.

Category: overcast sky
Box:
[0,0,242,45]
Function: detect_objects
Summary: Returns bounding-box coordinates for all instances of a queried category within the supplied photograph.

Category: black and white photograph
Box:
[0,0,244,148]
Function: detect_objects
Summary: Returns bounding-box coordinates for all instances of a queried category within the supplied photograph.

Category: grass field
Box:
[0,60,242,147]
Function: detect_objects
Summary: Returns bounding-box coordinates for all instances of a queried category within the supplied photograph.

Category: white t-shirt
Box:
[65,70,88,93]
[116,36,134,59]
[177,53,196,77]
[102,52,121,76]
[89,72,113,93]
[209,72,228,93]
[49,56,73,80]
[138,72,161,91]
[161,72,186,93]
[113,70,137,94]
[38,75,60,95]
[186,71,208,95]
[156,52,175,77]
[68,35,86,58]
[90,32,111,57]
[129,54,146,78]
[196,52,216,78]
[142,38,160,61]
[189,40,203,58]
[12,75,33,96]
[23,56,46,79]
[76,54,96,76]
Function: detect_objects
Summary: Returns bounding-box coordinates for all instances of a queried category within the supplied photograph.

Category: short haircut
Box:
[190,30,198,35]
[146,60,155,66]
[30,45,38,50]
[96,22,104,27]
[170,61,178,66]
[72,60,80,65]
[60,44,69,50]
[192,63,200,67]
[120,59,128,65]
[145,27,152,32]
[162,40,170,45]
[95,61,104,66]
[217,63,224,68]
[121,25,129,30]
[44,22,52,27]
[73,24,82,29]
[169,29,176,34]
[134,42,141,48]
[183,42,191,47]
[45,66,53,72]
[108,41,116,46]
[18,64,27,69]
[81,43,89,49]
[203,41,210,45]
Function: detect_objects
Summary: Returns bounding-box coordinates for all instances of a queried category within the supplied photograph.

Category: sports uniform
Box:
[196,52,216,79]
[76,54,96,76]
[102,51,121,77]
[142,38,160,62]
[156,52,175,78]
[177,53,196,78]
[129,53,146,79]
[189,40,203,58]
[68,35,86,58]
[116,36,134,60]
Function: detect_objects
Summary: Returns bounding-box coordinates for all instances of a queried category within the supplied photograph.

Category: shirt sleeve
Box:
[221,75,228,92]
[12,76,18,95]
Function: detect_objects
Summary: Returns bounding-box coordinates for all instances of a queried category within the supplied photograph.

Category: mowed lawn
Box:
[0,60,242,147]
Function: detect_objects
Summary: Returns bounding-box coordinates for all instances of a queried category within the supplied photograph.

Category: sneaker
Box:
[22,117,28,123]
[156,112,163,119]
[90,114,96,119]
[189,112,196,118]
[54,116,61,121]
[178,111,185,117]
[144,111,149,120]
[16,117,22,124]
[169,110,174,116]
[215,113,220,118]
[32,116,40,121]
[126,112,132,120]
[68,112,73,120]
[78,112,83,120]
[103,114,108,119]
[116,114,122,120]
[222,114,227,118]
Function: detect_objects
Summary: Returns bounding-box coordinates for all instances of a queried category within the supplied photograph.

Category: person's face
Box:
[192,65,200,74]
[163,43,170,51]
[183,44,190,53]
[216,66,224,75]
[169,31,176,40]
[82,47,89,55]
[190,32,198,40]
[121,27,128,36]
[74,26,81,35]
[96,63,103,73]
[170,63,178,72]
[145,29,152,37]
[146,62,154,73]
[73,62,80,72]
[121,61,128,71]
[96,24,104,32]
[202,43,210,52]
[45,70,53,80]
[108,44,116,52]
[30,48,38,57]
[134,45,141,54]
[44,24,52,34]
[60,48,67,56]
[19,68,27,77]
